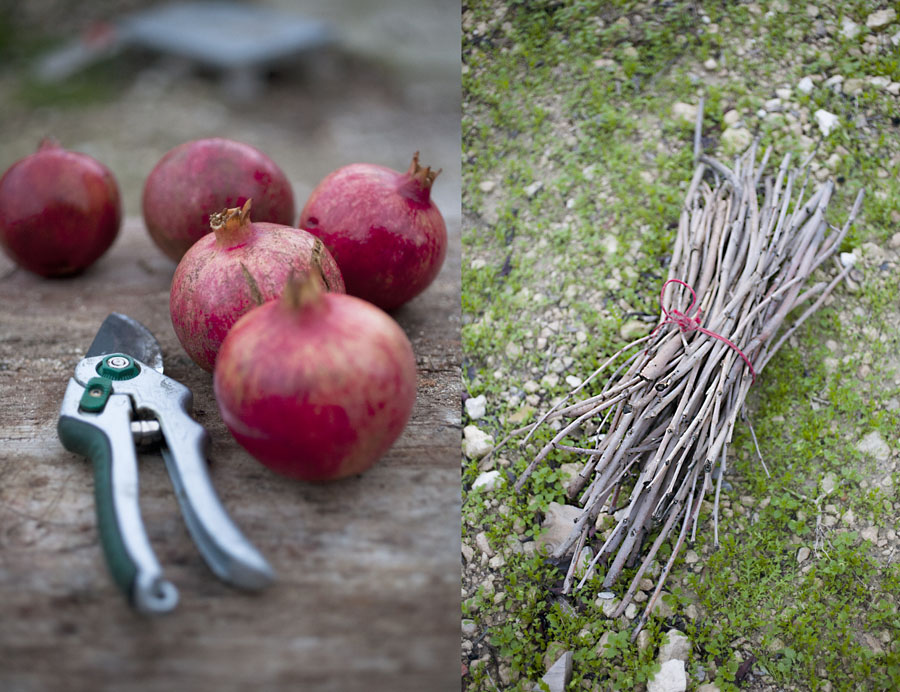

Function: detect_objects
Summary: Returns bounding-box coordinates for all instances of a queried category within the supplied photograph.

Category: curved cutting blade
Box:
[86,313,164,373]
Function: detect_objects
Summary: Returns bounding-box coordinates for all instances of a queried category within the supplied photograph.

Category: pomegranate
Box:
[170,200,345,373]
[298,152,447,311]
[0,139,121,277]
[213,272,417,481]
[143,137,295,261]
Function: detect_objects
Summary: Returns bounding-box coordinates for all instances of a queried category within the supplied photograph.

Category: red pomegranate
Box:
[170,200,344,372]
[0,139,121,277]
[143,137,295,261]
[299,152,447,311]
[214,273,417,481]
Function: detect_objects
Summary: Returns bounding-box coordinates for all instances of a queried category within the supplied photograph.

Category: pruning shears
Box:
[57,313,274,614]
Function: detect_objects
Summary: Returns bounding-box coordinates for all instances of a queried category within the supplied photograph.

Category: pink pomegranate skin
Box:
[0,140,121,277]
[170,202,345,373]
[214,279,417,481]
[143,138,295,261]
[299,153,447,311]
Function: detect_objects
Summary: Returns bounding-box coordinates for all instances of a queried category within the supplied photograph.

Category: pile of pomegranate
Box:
[0,136,445,481]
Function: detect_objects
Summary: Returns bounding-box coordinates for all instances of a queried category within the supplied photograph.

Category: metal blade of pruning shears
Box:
[85,313,164,373]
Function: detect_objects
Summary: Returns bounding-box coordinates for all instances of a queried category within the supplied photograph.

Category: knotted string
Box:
[651,279,757,383]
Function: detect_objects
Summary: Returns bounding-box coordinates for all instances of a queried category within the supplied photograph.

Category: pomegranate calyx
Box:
[211,199,253,246]
[399,151,441,203]
[282,269,324,312]
[38,137,62,152]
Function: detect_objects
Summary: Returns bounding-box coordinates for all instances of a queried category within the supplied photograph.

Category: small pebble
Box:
[465,394,486,420]
[797,76,814,94]
[472,470,502,492]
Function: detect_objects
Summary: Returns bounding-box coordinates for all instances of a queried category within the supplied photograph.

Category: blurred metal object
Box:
[35,2,335,98]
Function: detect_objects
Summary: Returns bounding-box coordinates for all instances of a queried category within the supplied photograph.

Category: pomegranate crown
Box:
[282,268,324,311]
[210,198,252,231]
[406,151,442,188]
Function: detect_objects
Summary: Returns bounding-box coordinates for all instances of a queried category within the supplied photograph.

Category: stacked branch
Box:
[516,108,864,638]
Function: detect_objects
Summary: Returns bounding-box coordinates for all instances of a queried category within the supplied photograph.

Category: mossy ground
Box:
[461,2,900,690]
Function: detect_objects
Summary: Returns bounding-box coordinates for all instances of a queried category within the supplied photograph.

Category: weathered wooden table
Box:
[0,216,461,691]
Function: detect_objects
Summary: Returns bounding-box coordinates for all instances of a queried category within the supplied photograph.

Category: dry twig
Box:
[517,101,864,638]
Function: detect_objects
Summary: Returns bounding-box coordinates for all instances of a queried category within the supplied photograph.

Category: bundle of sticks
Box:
[514,101,864,637]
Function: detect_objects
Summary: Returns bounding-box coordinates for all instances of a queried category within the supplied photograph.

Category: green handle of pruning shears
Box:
[57,379,176,613]
[58,413,138,596]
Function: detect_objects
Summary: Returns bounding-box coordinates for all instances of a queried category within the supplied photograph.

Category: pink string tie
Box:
[651,279,757,383]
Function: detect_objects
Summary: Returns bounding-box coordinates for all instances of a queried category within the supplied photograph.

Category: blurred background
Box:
[0,0,461,220]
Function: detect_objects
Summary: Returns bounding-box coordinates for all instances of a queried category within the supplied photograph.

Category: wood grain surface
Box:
[0,215,461,692]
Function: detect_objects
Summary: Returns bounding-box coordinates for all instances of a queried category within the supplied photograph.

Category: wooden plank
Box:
[0,215,461,692]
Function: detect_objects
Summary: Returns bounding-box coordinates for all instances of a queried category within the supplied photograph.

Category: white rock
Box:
[532,651,573,692]
[721,126,752,153]
[574,546,594,579]
[601,234,619,254]
[475,531,493,557]
[869,76,891,89]
[524,181,544,198]
[703,58,718,71]
[843,78,864,95]
[723,109,741,126]
[893,30,900,46]
[652,591,676,618]
[797,76,815,94]
[462,619,478,636]
[658,629,691,663]
[861,526,879,542]
[463,425,494,459]
[672,102,698,124]
[536,502,582,553]
[697,684,722,692]
[684,549,700,564]
[558,462,581,486]
[648,658,687,692]
[637,629,652,652]
[840,17,860,39]
[841,508,855,526]
[765,97,783,112]
[479,180,496,192]
[867,8,896,30]
[797,546,811,563]
[473,470,502,492]
[824,75,844,89]
[840,251,857,267]
[776,87,792,100]
[857,431,891,462]
[465,394,487,420]
[814,109,839,136]
[821,472,837,495]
